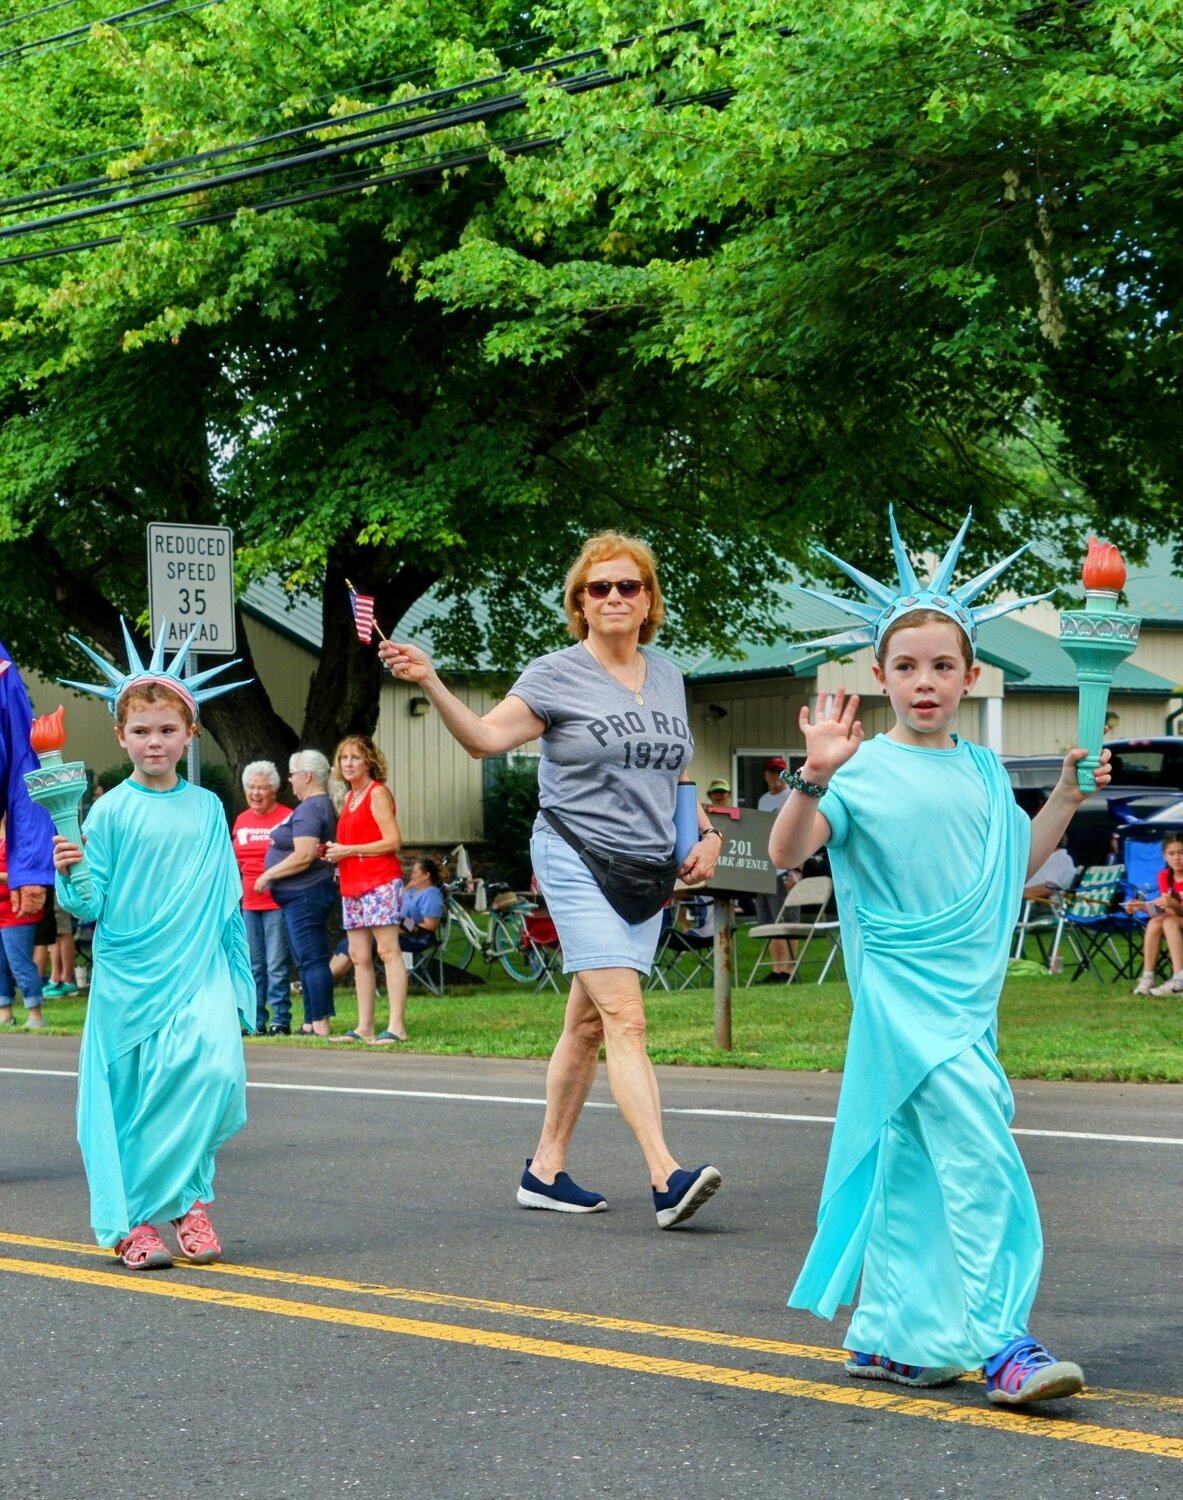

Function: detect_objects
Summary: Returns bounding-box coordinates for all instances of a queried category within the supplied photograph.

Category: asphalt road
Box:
[1,1037,1180,1500]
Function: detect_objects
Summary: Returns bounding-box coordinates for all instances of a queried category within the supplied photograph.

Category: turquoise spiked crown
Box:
[60,619,250,717]
[794,507,1053,655]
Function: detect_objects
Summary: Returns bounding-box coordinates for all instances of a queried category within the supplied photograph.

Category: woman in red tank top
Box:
[323,735,407,1043]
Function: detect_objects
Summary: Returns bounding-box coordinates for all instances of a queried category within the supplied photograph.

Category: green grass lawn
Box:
[13,933,1182,1082]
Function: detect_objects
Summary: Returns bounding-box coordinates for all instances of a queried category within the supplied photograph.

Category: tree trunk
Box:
[298,548,436,755]
[199,607,299,807]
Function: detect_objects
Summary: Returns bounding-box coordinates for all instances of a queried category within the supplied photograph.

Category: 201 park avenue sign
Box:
[147,523,237,656]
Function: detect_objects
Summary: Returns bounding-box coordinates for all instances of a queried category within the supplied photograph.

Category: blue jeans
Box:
[244,907,291,1030]
[0,925,43,1008]
[275,880,337,1025]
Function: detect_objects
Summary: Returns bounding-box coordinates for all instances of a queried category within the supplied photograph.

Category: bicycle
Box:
[443,878,541,983]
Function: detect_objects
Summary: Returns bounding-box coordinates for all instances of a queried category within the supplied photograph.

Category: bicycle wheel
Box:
[444,903,477,972]
[492,909,542,982]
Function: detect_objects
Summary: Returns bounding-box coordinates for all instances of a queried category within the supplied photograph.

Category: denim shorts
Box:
[530,829,663,976]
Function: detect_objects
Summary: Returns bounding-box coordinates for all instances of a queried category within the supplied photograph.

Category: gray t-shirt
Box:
[510,644,694,857]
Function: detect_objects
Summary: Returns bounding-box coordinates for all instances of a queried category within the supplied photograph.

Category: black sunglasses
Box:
[583,578,645,599]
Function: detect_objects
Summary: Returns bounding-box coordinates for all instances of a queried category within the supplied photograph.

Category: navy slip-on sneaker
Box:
[653,1164,722,1228]
[516,1158,607,1213]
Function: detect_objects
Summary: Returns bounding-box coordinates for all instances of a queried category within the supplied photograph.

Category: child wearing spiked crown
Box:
[770,511,1108,1407]
[52,625,255,1270]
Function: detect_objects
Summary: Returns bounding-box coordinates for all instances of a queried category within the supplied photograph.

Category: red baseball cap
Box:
[764,756,787,773]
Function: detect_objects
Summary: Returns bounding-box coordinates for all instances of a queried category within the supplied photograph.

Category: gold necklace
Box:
[586,642,645,706]
[349,779,372,810]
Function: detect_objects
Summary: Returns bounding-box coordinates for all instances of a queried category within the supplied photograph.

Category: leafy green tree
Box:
[0,1,798,789]
[422,1,1183,562]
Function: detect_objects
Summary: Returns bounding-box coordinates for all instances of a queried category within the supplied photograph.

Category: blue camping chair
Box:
[1060,864,1145,982]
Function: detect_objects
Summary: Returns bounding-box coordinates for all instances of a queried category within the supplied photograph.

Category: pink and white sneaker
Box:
[114,1224,174,1271]
[170,1201,222,1264]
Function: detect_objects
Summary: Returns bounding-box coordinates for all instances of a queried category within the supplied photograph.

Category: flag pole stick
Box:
[345,579,388,643]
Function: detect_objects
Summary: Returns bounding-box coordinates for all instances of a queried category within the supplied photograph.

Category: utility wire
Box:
[0,0,206,60]
[0,33,612,215]
[0,64,613,240]
[0,29,552,186]
[3,0,220,61]
[0,81,737,270]
[0,130,561,268]
[0,0,83,33]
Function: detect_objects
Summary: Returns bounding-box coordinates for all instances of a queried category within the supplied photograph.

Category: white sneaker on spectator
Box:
[1133,974,1156,996]
[1149,974,1183,996]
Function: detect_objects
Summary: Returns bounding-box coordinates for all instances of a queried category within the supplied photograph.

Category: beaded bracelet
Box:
[779,768,828,799]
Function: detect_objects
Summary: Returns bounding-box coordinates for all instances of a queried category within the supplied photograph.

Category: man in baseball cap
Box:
[706,777,732,807]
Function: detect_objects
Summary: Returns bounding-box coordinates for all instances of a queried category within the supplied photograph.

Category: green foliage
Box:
[480,757,541,889]
[2,0,1181,796]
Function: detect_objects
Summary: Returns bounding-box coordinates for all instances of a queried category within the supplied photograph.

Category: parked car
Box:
[1003,739,1183,868]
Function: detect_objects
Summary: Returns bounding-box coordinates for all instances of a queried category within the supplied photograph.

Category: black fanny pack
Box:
[543,808,678,925]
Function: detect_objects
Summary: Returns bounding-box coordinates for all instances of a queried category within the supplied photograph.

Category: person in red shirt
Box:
[324,736,405,1043]
[0,817,46,1028]
[1127,833,1183,997]
[231,762,293,1033]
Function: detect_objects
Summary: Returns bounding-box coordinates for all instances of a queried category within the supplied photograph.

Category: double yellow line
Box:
[1,1231,1179,1460]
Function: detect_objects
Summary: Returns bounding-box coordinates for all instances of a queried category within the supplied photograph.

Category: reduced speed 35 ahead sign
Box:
[147,523,237,657]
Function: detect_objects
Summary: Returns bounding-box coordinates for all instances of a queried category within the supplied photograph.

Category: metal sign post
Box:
[704,809,780,1051]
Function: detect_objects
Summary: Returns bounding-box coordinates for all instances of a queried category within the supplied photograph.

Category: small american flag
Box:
[349,589,376,644]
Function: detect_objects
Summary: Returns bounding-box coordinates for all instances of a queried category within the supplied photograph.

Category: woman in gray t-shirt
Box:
[380,530,723,1231]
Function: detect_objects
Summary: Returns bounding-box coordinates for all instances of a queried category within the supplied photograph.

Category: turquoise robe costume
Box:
[789,735,1039,1368]
[57,778,255,1247]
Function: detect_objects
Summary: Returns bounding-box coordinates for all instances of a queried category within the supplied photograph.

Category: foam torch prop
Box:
[23,705,93,903]
[1058,538,1141,794]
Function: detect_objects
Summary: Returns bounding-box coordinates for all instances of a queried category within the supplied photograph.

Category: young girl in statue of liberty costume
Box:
[52,624,254,1270]
[771,511,1107,1407]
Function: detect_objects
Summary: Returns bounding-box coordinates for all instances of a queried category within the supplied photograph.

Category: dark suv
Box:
[1003,738,1183,868]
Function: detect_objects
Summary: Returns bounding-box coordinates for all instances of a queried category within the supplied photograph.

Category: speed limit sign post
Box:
[147,523,237,655]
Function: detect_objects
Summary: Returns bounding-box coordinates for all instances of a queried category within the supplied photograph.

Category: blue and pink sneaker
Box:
[845,1351,964,1388]
[985,1336,1084,1405]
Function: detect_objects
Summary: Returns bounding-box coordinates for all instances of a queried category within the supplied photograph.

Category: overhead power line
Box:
[0,0,201,61]
[0,33,603,218]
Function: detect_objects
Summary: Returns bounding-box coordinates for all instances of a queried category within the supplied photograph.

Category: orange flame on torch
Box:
[1081,536,1126,594]
[30,705,66,754]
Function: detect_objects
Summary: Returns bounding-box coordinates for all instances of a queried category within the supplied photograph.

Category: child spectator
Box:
[771,511,1104,1408]
[1126,833,1183,996]
[54,625,252,1269]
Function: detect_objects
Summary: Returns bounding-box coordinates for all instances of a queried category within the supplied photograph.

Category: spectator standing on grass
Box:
[255,750,337,1038]
[0,640,54,957]
[324,735,406,1045]
[379,529,723,1230]
[231,761,293,1034]
[755,756,797,983]
[0,816,45,1028]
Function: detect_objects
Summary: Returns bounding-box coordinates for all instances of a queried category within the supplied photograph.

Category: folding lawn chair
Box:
[521,907,564,993]
[744,876,842,986]
[647,901,716,991]
[1011,866,1083,972]
[1060,864,1144,982]
[404,923,447,995]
